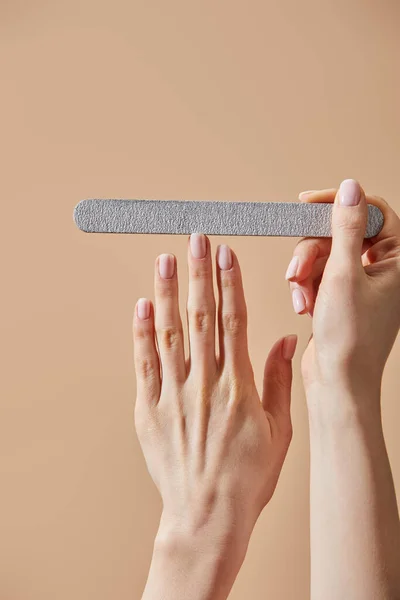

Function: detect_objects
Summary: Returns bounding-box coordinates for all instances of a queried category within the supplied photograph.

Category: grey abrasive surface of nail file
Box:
[73,199,384,238]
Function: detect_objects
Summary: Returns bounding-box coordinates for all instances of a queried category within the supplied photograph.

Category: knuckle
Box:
[191,263,211,280]
[221,311,245,337]
[157,325,182,350]
[371,194,388,207]
[134,326,151,340]
[222,372,253,403]
[335,216,362,234]
[387,237,400,259]
[188,306,214,334]
[221,273,237,289]
[135,356,158,380]
[156,283,175,299]
[294,238,309,252]
[222,377,245,408]
[295,238,317,254]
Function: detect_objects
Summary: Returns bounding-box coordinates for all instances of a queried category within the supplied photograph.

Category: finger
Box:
[365,236,400,265]
[154,253,186,383]
[290,279,315,316]
[285,236,371,285]
[298,188,337,202]
[288,186,373,315]
[216,245,251,372]
[186,234,217,374]
[262,335,297,433]
[133,298,161,404]
[329,179,368,272]
[363,195,400,245]
[285,238,332,283]
[289,255,328,316]
[299,188,397,256]
[288,244,373,317]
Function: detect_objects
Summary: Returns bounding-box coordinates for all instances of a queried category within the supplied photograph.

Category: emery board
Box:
[73,199,384,238]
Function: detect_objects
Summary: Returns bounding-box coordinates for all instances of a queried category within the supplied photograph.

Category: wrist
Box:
[142,512,248,600]
[304,379,382,433]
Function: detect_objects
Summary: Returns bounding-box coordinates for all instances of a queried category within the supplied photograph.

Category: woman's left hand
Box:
[133,234,297,600]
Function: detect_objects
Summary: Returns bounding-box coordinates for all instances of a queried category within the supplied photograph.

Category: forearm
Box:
[142,510,249,600]
[307,384,400,600]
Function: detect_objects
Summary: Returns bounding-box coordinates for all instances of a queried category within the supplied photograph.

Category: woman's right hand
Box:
[285,179,400,399]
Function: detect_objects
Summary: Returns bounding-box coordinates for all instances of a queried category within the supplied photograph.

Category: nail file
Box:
[73,199,384,238]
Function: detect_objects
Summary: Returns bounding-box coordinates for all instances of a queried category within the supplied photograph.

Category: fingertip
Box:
[189,233,207,260]
[136,297,151,321]
[298,190,318,200]
[157,253,176,279]
[216,244,233,271]
[298,188,338,204]
[292,287,307,315]
[337,179,364,207]
[285,255,299,281]
[282,335,298,361]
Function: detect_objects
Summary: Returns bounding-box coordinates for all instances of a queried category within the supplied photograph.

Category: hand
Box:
[287,180,400,600]
[133,234,297,600]
[286,179,400,398]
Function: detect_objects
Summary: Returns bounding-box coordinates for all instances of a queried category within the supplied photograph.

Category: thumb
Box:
[329,179,368,271]
[262,335,297,431]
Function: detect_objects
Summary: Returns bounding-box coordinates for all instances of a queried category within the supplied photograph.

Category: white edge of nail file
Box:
[73,199,384,238]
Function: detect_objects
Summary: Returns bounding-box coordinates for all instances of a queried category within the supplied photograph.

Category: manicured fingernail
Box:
[285,256,299,280]
[137,298,150,320]
[298,190,317,199]
[282,335,298,360]
[158,253,175,279]
[339,179,360,206]
[292,288,306,313]
[217,245,232,270]
[190,233,206,259]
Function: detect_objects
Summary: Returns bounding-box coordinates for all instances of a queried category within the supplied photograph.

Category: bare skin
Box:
[287,179,400,599]
[133,178,400,600]
[133,235,297,600]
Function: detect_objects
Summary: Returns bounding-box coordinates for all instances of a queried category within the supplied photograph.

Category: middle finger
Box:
[186,234,217,376]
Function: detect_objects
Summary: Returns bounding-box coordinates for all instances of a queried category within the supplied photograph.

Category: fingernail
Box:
[298,190,317,199]
[292,288,306,314]
[282,335,298,360]
[217,245,232,270]
[137,298,150,320]
[339,179,360,206]
[190,233,206,259]
[158,253,175,279]
[285,256,299,280]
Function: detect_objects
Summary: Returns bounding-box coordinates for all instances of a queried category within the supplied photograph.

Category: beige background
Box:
[1,1,399,598]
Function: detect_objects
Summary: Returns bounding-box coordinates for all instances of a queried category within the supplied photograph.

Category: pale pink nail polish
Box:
[339,179,360,206]
[137,298,150,320]
[217,245,232,270]
[190,233,206,259]
[285,256,299,280]
[292,288,306,314]
[158,254,175,279]
[282,335,298,360]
